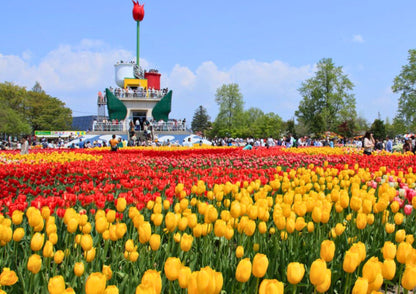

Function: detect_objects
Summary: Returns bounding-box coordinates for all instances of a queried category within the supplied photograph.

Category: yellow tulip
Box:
[12,227,25,242]
[54,250,65,264]
[287,262,305,285]
[343,251,360,273]
[43,240,54,258]
[355,213,367,230]
[106,210,116,223]
[180,233,193,252]
[165,212,177,232]
[309,259,327,285]
[381,241,396,260]
[67,217,79,233]
[352,277,368,294]
[129,251,139,262]
[394,212,404,225]
[84,247,96,262]
[236,246,244,258]
[95,217,108,234]
[30,232,45,251]
[149,234,161,251]
[125,239,135,252]
[74,262,85,277]
[138,222,151,244]
[362,257,382,283]
[81,234,93,252]
[178,266,191,289]
[85,272,107,294]
[235,258,252,283]
[11,210,23,225]
[401,263,416,290]
[102,265,112,281]
[382,259,396,280]
[320,240,335,262]
[104,285,119,294]
[259,279,284,294]
[116,197,127,212]
[48,275,66,294]
[315,268,331,293]
[396,242,412,264]
[385,223,395,234]
[141,270,162,294]
[164,257,182,281]
[395,229,406,243]
[252,253,269,278]
[0,268,18,286]
[27,254,42,274]
[350,242,366,262]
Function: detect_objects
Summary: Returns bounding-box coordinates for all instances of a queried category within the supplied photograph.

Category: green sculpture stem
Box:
[136,21,140,69]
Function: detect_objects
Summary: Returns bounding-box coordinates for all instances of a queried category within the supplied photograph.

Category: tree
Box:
[191,105,211,134]
[295,58,357,134]
[392,49,416,131]
[0,82,72,135]
[212,83,244,137]
[370,119,386,140]
[32,81,44,93]
[338,119,355,140]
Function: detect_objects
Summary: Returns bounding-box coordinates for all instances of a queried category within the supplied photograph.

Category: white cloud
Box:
[0,41,313,120]
[352,34,364,43]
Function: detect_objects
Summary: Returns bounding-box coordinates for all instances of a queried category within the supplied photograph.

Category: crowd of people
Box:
[210,133,416,154]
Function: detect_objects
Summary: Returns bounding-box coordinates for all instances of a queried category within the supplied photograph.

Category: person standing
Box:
[363,132,375,155]
[385,136,393,153]
[20,137,29,155]
[109,135,118,151]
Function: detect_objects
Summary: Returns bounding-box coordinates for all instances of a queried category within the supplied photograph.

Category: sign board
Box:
[34,131,86,138]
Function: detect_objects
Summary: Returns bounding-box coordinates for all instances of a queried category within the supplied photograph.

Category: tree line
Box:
[0,82,72,136]
[192,50,416,140]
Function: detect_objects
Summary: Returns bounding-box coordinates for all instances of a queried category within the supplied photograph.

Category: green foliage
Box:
[285,119,297,137]
[295,58,357,134]
[213,83,244,137]
[191,105,211,134]
[392,49,416,131]
[0,82,72,135]
[370,119,386,140]
[210,84,283,138]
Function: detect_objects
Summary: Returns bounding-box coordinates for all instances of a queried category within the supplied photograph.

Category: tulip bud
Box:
[287,262,305,284]
[164,257,182,281]
[27,254,42,274]
[178,266,191,289]
[141,270,162,294]
[30,232,45,251]
[74,262,85,277]
[236,246,244,258]
[252,253,269,278]
[401,263,416,290]
[102,265,112,280]
[320,240,335,262]
[309,259,327,285]
[12,227,25,242]
[343,251,360,273]
[259,279,284,294]
[382,259,396,280]
[85,273,106,294]
[54,250,64,264]
[352,277,368,294]
[48,275,65,294]
[235,258,252,282]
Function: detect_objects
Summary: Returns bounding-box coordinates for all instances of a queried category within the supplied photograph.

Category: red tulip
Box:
[132,0,145,22]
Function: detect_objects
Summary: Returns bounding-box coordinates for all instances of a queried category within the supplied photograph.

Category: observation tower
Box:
[95,1,174,134]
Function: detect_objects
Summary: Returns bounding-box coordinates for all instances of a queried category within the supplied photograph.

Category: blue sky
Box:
[1,0,416,125]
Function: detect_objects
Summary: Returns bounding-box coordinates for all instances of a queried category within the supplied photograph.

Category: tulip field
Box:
[1,146,416,293]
